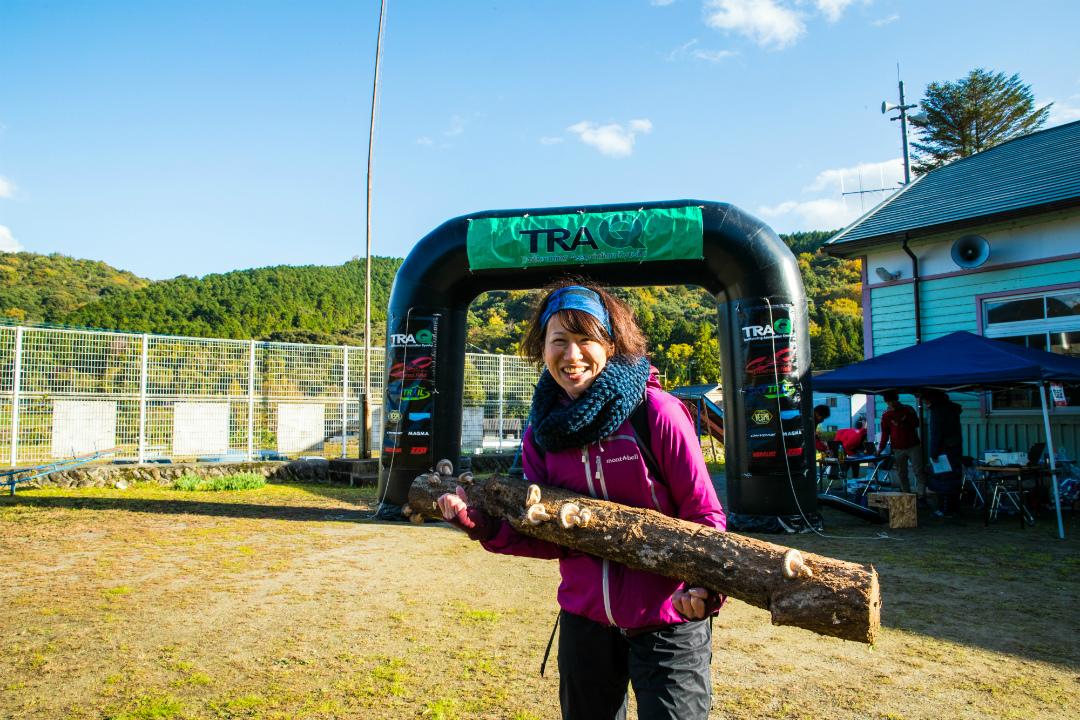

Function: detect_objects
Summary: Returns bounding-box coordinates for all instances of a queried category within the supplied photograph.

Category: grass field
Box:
[1,480,1077,719]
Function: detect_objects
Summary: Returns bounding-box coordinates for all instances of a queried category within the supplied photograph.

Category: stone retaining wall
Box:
[18,460,329,490]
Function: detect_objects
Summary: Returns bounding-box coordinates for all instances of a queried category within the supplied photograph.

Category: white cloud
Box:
[814,0,858,23]
[667,38,700,61]
[0,226,23,252]
[759,157,904,231]
[704,0,805,50]
[804,158,904,193]
[539,136,565,146]
[567,119,653,158]
[757,197,858,231]
[1044,97,1080,126]
[415,136,434,146]
[0,176,15,199]
[651,0,677,5]
[693,48,738,62]
[872,12,899,26]
[444,114,465,137]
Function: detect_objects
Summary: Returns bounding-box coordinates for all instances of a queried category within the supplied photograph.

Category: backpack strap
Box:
[629,393,665,488]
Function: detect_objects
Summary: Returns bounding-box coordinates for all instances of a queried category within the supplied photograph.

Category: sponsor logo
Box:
[752,450,778,458]
[743,379,797,399]
[604,453,641,464]
[409,446,428,455]
[387,410,402,424]
[782,430,802,437]
[779,410,800,421]
[407,430,430,437]
[519,213,646,255]
[383,446,402,454]
[746,348,796,376]
[389,356,434,380]
[751,409,773,425]
[741,317,794,341]
[390,328,434,347]
[400,385,432,402]
[787,447,803,456]
[408,412,431,421]
[748,431,775,439]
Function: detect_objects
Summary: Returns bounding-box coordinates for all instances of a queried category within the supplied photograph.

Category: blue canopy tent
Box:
[815,331,1080,539]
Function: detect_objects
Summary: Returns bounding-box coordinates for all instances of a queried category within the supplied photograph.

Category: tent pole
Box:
[1037,383,1065,540]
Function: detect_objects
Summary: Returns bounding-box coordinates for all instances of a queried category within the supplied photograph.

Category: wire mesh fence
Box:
[0,324,539,467]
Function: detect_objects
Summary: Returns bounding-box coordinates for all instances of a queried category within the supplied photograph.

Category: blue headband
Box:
[540,286,613,337]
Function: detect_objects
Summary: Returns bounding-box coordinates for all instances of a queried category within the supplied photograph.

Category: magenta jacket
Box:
[480,370,726,630]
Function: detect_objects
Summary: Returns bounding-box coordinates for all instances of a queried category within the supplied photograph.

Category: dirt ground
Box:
[1,479,1077,719]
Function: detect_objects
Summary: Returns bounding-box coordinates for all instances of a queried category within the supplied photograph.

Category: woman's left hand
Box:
[671,587,710,619]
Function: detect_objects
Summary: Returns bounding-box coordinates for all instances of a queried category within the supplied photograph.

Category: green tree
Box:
[910,68,1052,174]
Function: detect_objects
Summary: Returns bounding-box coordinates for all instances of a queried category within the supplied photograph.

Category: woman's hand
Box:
[671,587,710,620]
[436,486,474,529]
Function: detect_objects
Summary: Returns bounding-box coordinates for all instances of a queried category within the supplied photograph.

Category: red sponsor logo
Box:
[389,356,434,380]
[383,447,402,454]
[745,348,796,376]
[786,447,803,456]
[752,450,778,458]
[409,446,429,455]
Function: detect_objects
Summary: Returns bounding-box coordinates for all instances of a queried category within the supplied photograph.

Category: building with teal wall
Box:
[825,120,1080,460]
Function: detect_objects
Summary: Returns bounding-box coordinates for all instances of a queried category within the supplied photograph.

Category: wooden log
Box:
[408,469,880,645]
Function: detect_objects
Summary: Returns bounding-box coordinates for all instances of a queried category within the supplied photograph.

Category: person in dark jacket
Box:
[437,280,725,720]
[920,389,963,517]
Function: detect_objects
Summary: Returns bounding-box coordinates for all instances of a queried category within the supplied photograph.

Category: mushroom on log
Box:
[409,471,880,645]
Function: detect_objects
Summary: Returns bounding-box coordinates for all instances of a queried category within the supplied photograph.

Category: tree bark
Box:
[408,471,880,645]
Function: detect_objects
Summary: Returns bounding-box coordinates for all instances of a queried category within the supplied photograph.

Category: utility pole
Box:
[363,0,388,459]
[881,68,919,185]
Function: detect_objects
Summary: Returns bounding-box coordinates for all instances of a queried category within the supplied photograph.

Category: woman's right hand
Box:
[437,486,475,529]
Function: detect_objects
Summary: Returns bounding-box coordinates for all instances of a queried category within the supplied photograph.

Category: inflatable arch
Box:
[377,200,819,529]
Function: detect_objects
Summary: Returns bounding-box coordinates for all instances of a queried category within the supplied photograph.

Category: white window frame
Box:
[982,286,1080,415]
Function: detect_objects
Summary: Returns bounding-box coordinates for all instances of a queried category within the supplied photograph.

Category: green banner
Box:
[466,206,704,270]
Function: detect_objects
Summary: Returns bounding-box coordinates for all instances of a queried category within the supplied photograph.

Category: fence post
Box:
[10,326,23,467]
[138,333,149,463]
[341,345,349,459]
[247,339,256,461]
[498,355,505,451]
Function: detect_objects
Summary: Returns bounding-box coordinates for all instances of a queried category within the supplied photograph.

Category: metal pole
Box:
[497,355,505,451]
[341,346,349,459]
[247,339,256,462]
[1037,383,1065,540]
[138,333,149,463]
[898,79,911,185]
[10,326,23,467]
[363,0,388,460]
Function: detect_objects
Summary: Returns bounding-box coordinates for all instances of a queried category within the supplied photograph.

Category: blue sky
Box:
[2,0,1078,279]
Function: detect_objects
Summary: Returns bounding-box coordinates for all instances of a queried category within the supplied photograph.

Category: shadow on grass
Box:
[0,493,395,524]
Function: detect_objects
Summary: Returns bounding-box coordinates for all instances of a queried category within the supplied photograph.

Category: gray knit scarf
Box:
[528,355,650,452]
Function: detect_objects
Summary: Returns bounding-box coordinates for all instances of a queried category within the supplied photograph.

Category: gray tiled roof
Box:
[826,119,1080,253]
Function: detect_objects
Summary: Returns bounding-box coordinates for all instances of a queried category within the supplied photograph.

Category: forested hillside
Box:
[3,230,861,377]
[64,258,403,344]
[0,252,149,324]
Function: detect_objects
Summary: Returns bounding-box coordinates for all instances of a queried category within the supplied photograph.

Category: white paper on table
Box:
[930,454,953,474]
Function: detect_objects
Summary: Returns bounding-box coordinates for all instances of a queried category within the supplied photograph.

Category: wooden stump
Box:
[867,492,917,529]
[408,469,880,644]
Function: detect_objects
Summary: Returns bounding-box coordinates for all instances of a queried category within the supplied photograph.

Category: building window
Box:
[983,288,1080,411]
[826,397,838,408]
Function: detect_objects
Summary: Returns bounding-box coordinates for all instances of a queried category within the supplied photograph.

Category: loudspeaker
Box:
[951,234,990,269]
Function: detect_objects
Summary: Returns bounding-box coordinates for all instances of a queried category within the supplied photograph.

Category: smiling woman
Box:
[436,278,726,720]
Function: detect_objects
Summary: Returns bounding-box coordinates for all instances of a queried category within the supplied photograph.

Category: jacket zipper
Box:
[587,445,617,626]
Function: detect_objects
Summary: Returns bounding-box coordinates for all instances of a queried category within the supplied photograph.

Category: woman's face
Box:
[543,313,609,399]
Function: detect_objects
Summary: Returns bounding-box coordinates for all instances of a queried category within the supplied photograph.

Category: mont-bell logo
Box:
[520,214,645,255]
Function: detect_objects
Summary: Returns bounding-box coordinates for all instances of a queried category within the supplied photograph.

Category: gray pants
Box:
[892,444,927,496]
[558,611,713,720]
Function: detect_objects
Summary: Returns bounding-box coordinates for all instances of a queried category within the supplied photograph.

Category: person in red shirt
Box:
[877,391,926,499]
[835,418,867,455]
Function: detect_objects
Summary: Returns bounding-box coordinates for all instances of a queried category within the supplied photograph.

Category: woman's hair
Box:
[519,278,647,364]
